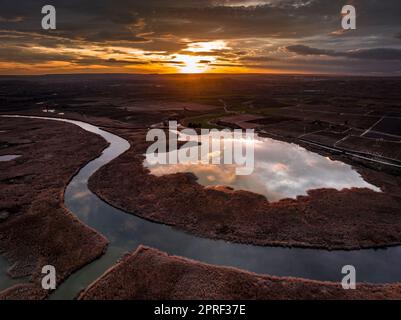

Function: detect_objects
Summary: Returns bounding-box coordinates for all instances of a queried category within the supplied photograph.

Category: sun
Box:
[174,54,210,74]
[169,41,229,73]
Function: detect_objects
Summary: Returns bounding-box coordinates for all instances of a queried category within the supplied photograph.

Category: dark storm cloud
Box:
[0,44,150,68]
[286,45,331,56]
[0,45,76,63]
[2,0,400,43]
[286,45,401,61]
[243,58,401,75]
[0,16,24,22]
[72,57,149,66]
[239,56,277,62]
[0,0,401,74]
[346,48,401,60]
[136,2,340,40]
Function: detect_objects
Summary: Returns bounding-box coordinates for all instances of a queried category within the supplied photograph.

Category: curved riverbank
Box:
[89,128,401,250]
[79,246,401,300]
[0,116,108,299]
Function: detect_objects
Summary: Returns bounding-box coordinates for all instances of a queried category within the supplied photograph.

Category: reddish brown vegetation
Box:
[0,118,108,300]
[79,246,401,300]
[89,128,401,250]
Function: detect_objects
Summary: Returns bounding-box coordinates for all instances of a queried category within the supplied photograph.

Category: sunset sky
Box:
[0,0,400,75]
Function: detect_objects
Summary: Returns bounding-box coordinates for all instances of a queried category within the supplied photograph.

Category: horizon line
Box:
[0,72,400,78]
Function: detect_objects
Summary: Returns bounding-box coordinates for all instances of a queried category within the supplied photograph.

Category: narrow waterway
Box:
[0,256,27,292]
[0,155,21,162]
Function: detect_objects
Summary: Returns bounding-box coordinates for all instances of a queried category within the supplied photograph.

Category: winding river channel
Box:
[2,115,401,300]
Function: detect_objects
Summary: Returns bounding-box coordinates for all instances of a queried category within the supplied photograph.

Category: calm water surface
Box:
[0,256,28,292]
[0,155,21,162]
[144,130,380,201]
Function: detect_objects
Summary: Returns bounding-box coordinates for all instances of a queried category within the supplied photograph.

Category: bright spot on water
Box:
[144,132,381,202]
[0,155,21,162]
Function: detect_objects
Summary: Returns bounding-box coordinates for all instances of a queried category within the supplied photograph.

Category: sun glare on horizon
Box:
[173,40,228,73]
[174,54,212,73]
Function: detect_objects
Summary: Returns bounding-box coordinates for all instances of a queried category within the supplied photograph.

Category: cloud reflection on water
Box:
[145,133,381,202]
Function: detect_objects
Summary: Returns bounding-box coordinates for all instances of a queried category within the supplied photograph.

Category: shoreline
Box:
[79,246,401,300]
[88,125,401,250]
[0,117,109,299]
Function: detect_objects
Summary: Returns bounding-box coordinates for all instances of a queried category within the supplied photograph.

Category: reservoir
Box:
[144,131,380,201]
